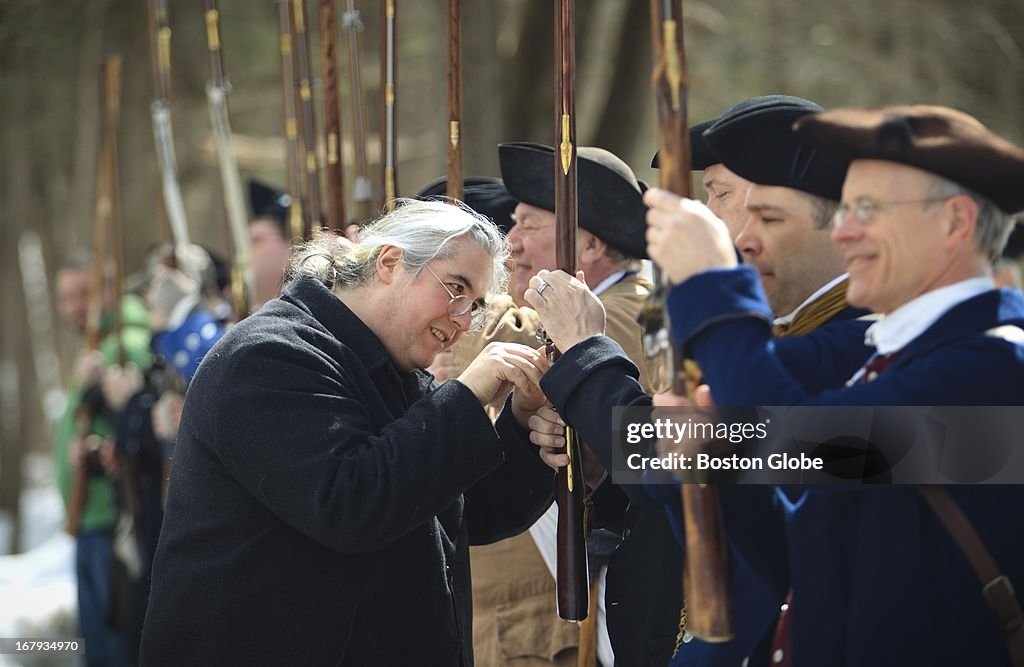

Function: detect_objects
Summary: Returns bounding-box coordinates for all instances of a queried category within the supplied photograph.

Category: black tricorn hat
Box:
[248,180,292,232]
[1004,222,1024,260]
[702,95,846,201]
[416,176,518,234]
[793,105,1024,214]
[498,142,647,259]
[650,117,717,171]
[652,96,826,172]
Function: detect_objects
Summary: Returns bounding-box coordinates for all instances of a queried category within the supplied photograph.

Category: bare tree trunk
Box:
[590,3,652,158]
[0,45,29,555]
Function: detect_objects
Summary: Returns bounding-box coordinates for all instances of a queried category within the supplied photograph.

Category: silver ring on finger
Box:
[536,280,550,296]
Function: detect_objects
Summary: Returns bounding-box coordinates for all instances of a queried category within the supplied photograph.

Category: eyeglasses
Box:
[424,265,487,332]
[833,196,952,227]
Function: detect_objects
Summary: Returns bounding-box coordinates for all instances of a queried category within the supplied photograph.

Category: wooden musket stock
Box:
[648,0,733,643]
[67,55,123,537]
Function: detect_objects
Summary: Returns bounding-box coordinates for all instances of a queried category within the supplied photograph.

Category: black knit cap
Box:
[793,105,1024,214]
[416,176,518,234]
[248,180,292,235]
[498,142,648,259]
[700,95,845,201]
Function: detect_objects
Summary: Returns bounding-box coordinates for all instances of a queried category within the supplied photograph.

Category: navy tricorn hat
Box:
[498,142,648,259]
[416,176,518,234]
[248,180,292,233]
[702,95,846,201]
[793,105,1024,214]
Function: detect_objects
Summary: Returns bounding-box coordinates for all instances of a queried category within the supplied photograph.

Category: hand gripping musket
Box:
[292,0,324,238]
[276,0,305,241]
[445,0,463,202]
[342,1,373,224]
[320,0,347,232]
[647,0,734,644]
[203,0,254,317]
[548,0,589,624]
[67,55,124,537]
[380,0,398,212]
[146,0,192,271]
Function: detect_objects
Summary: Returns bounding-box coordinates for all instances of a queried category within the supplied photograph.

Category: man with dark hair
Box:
[699,96,864,338]
[53,255,152,667]
[247,180,293,308]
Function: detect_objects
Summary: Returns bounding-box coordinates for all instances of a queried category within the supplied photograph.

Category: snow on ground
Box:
[0,454,79,666]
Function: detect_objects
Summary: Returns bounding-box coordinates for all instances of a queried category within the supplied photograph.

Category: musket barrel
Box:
[204,0,255,316]
[146,0,192,270]
[320,0,346,231]
[292,0,323,237]
[552,0,589,624]
[445,0,463,202]
[380,0,397,211]
[343,0,373,223]
[277,0,305,241]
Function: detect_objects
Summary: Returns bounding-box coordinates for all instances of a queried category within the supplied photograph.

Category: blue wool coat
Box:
[542,300,872,666]
[544,266,1024,666]
[140,276,554,666]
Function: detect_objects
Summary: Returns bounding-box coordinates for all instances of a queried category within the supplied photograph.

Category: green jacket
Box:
[54,294,152,533]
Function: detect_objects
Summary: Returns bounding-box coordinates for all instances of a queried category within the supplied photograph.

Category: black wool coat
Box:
[140,276,554,666]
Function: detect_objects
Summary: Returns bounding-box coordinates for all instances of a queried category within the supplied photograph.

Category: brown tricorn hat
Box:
[499,142,648,259]
[793,105,1024,214]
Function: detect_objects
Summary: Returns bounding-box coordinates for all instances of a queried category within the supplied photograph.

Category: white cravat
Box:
[846,277,994,384]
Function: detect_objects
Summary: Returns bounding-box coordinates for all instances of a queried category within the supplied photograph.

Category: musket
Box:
[67,55,123,537]
[277,0,305,241]
[146,0,192,271]
[342,1,373,223]
[647,0,733,643]
[204,0,254,317]
[291,0,323,237]
[551,0,589,624]
[380,0,398,211]
[109,57,127,369]
[445,0,463,202]
[320,0,346,231]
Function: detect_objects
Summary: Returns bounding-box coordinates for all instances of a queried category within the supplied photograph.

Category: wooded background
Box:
[1,0,1022,551]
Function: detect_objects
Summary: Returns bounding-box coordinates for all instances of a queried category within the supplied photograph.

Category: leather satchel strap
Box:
[919,486,1024,665]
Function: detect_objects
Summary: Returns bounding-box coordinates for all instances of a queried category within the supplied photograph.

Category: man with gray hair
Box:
[140,199,557,665]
